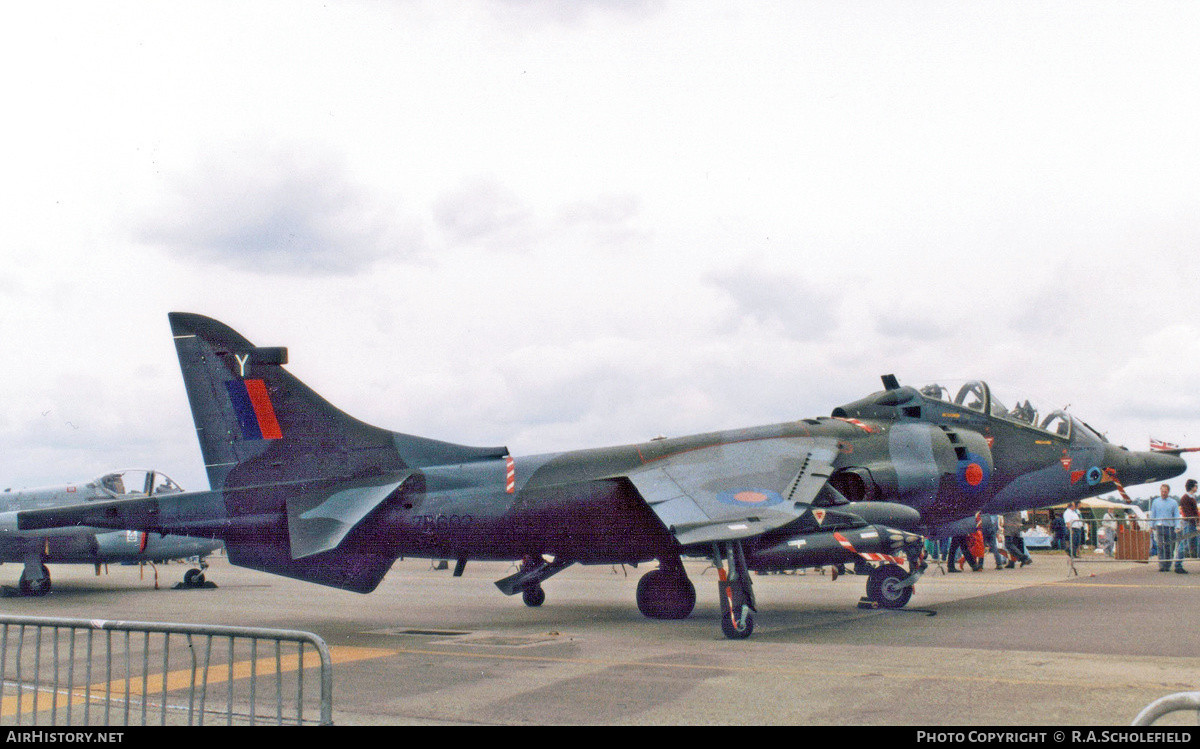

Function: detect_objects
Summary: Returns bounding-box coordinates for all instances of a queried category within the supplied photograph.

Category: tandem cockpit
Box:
[915,380,1106,443]
[833,376,1107,445]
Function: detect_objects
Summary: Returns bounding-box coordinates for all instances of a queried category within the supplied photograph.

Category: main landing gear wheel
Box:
[866,563,913,609]
[522,585,546,607]
[636,568,696,620]
[183,568,206,588]
[19,565,51,597]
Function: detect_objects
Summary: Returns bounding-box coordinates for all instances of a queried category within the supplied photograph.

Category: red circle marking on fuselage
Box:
[965,464,984,487]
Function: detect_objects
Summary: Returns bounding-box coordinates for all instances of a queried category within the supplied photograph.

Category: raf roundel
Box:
[717,489,784,508]
[956,453,990,492]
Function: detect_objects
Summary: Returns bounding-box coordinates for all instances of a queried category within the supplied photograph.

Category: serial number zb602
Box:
[410,514,475,532]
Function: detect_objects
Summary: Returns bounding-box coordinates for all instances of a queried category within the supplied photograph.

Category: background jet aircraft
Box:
[0,469,221,595]
[9,315,1185,638]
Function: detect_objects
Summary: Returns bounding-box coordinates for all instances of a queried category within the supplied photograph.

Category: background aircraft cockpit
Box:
[91,470,184,500]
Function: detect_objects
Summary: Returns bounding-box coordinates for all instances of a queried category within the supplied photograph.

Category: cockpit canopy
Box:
[917,380,1103,442]
[91,470,184,499]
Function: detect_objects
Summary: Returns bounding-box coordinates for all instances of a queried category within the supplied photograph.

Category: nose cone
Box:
[1108,447,1188,488]
[1148,451,1189,482]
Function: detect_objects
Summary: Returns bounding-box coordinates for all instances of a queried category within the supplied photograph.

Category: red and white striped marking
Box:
[505,456,516,494]
[1104,468,1131,502]
[833,532,904,564]
[833,417,878,433]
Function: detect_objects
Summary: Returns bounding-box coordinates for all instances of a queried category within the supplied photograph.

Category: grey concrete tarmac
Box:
[2,550,1197,726]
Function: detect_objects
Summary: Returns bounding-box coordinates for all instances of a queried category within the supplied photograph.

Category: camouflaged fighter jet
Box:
[0,469,221,595]
[9,314,1186,638]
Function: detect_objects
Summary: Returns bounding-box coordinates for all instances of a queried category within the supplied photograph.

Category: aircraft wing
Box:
[624,436,840,546]
[11,491,227,535]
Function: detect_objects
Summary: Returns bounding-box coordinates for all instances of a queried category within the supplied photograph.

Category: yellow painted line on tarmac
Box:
[1,645,397,718]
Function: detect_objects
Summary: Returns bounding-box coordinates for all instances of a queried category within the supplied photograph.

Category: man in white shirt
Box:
[1062,501,1084,557]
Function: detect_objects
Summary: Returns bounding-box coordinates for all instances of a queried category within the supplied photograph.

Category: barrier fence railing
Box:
[1133,691,1200,725]
[1057,518,1200,576]
[0,615,333,726]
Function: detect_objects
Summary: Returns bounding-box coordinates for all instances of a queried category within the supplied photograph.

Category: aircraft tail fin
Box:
[168,312,508,491]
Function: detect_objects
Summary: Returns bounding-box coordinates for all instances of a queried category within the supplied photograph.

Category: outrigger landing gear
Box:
[635,557,696,620]
[494,554,575,608]
[522,584,546,607]
[713,541,755,639]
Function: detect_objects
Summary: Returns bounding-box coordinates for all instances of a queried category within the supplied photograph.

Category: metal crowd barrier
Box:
[1061,517,1200,576]
[0,615,333,726]
[1133,692,1200,725]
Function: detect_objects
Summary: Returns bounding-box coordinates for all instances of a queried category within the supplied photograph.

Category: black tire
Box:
[718,579,754,639]
[183,568,206,587]
[522,585,546,608]
[720,603,754,639]
[866,563,913,609]
[636,569,696,620]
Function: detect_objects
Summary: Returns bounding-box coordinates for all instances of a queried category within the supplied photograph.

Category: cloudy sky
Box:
[4,1,1200,500]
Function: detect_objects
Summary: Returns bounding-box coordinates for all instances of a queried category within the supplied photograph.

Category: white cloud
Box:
[433,179,535,248]
[138,146,420,275]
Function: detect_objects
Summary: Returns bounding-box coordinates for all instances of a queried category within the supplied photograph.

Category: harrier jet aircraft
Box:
[0,469,221,595]
[7,314,1185,638]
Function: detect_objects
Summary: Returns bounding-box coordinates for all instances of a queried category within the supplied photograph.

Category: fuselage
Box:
[325,381,1183,563]
[155,378,1184,572]
[397,380,1184,557]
